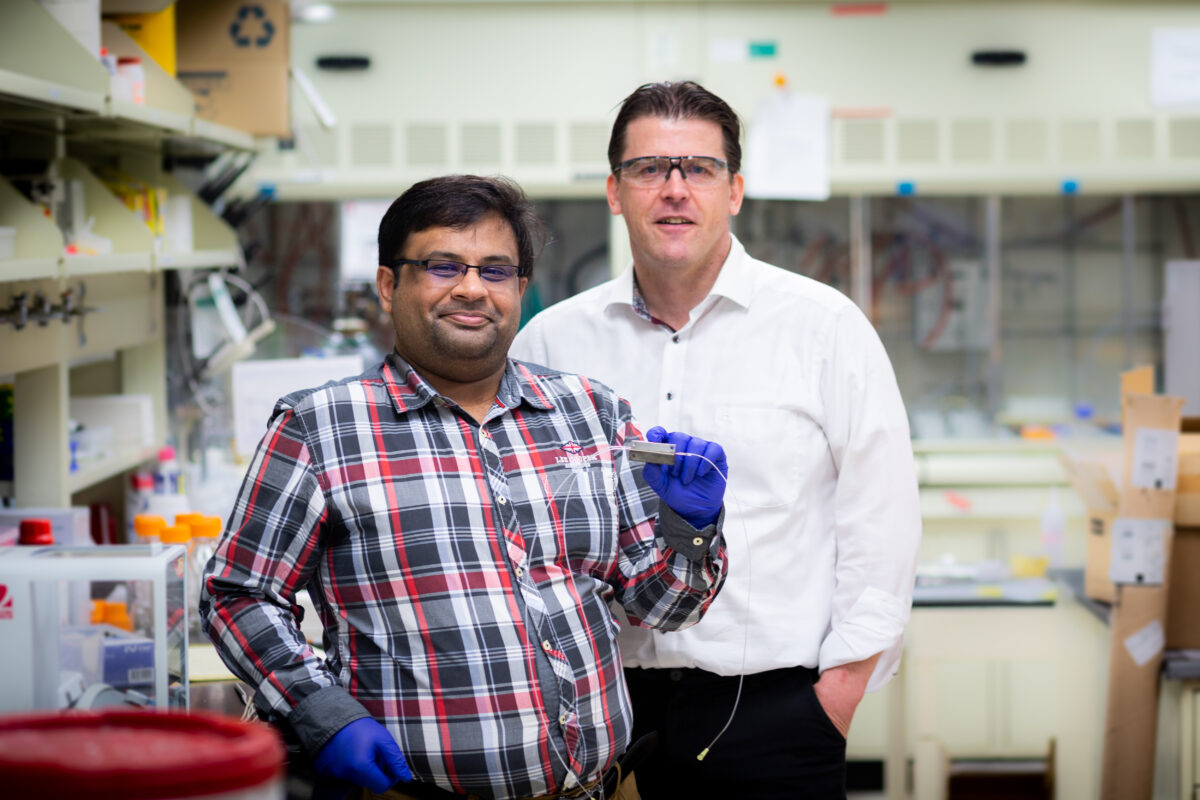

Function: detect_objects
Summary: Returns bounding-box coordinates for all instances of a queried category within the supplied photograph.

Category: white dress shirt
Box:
[511,235,921,691]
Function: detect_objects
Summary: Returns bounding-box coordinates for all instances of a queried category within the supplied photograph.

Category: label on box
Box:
[1110,517,1170,584]
[1131,428,1180,489]
[1124,619,1166,667]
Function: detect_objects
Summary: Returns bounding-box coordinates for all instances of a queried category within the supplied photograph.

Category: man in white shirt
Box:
[510,81,921,799]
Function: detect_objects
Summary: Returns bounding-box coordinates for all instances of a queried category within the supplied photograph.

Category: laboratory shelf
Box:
[63,252,153,277]
[56,156,155,275]
[0,68,105,117]
[0,3,109,116]
[101,21,196,137]
[155,250,241,270]
[0,177,66,281]
[66,444,158,496]
[0,257,61,282]
[107,99,192,137]
[191,119,257,153]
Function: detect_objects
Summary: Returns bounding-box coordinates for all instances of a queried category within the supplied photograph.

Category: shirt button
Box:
[559,712,569,725]
[542,640,553,652]
[672,335,680,344]
[515,566,524,577]
[497,496,508,505]
[666,392,673,400]
[692,536,704,546]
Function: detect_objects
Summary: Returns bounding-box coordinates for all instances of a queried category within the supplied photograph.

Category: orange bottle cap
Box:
[193,517,223,539]
[133,515,166,538]
[160,524,191,544]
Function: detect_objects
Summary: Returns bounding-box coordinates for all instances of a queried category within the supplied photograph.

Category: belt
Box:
[627,664,818,687]
[366,733,657,800]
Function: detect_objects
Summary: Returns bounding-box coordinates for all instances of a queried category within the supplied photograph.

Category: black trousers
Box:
[625,665,846,800]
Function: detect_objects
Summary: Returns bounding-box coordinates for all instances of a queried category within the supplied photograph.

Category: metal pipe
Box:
[849,196,872,313]
[1122,194,1136,368]
[985,195,1003,419]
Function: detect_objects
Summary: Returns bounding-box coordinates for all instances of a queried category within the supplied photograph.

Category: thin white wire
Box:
[537,443,753,797]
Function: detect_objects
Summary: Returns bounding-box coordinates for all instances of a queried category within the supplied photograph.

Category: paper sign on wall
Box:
[1124,619,1166,668]
[1131,428,1180,489]
[743,91,830,201]
[1110,517,1170,585]
[1152,29,1200,109]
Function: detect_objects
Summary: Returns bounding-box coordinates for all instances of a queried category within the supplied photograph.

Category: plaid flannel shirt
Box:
[201,354,727,799]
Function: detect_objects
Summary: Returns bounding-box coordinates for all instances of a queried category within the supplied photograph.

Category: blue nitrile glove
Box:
[640,426,728,529]
[313,717,412,794]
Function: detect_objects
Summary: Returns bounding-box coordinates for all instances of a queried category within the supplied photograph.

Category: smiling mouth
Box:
[441,309,492,326]
[657,217,694,226]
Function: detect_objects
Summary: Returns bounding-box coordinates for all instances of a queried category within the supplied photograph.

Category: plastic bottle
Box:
[153,446,183,496]
[187,516,222,638]
[98,47,118,77]
[126,471,154,542]
[115,56,145,105]
[131,514,166,634]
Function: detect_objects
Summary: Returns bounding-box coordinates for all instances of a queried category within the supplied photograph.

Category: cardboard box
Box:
[175,0,290,137]
[1177,429,1200,525]
[1167,526,1200,649]
[1099,388,1183,800]
[1061,435,1200,606]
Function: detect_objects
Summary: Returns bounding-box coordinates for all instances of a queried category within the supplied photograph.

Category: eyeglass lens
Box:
[621,156,727,186]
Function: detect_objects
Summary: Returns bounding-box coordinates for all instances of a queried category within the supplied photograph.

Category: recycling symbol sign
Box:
[229,4,276,48]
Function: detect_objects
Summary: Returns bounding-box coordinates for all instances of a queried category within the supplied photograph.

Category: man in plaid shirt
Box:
[201,175,730,800]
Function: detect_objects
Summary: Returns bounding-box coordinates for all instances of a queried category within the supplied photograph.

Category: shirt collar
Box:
[604,234,755,319]
[380,352,555,416]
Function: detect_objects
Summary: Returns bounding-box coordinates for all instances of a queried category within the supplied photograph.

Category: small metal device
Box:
[628,440,677,465]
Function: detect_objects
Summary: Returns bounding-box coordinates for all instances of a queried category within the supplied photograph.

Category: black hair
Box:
[608,81,743,175]
[378,175,546,278]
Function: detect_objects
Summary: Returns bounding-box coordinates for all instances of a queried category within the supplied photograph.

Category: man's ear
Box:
[376,265,396,313]
[606,174,622,216]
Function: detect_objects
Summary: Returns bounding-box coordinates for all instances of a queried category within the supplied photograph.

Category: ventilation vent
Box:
[299,123,339,166]
[569,122,609,164]
[1115,119,1155,159]
[951,119,994,162]
[1060,120,1102,161]
[1004,119,1046,162]
[350,124,392,167]
[841,120,885,163]
[516,123,556,165]
[406,123,448,166]
[1170,118,1200,158]
[461,123,502,166]
[896,120,938,163]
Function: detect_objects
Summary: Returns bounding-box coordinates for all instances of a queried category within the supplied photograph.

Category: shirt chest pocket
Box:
[712,404,806,510]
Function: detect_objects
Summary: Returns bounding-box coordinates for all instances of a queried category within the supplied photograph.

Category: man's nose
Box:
[451,267,490,299]
[660,165,691,198]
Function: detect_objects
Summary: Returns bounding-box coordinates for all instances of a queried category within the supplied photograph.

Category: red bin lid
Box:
[0,710,284,799]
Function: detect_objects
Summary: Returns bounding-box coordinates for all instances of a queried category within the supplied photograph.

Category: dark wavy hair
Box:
[608,81,743,175]
[378,175,546,279]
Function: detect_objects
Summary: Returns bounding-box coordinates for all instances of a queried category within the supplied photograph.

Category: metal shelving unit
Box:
[0,0,255,504]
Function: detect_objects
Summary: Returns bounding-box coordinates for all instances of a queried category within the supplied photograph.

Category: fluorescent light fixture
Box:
[296,3,336,23]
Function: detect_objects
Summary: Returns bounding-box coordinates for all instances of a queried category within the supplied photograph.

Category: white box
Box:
[69,394,156,450]
[0,507,91,547]
[0,226,14,260]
